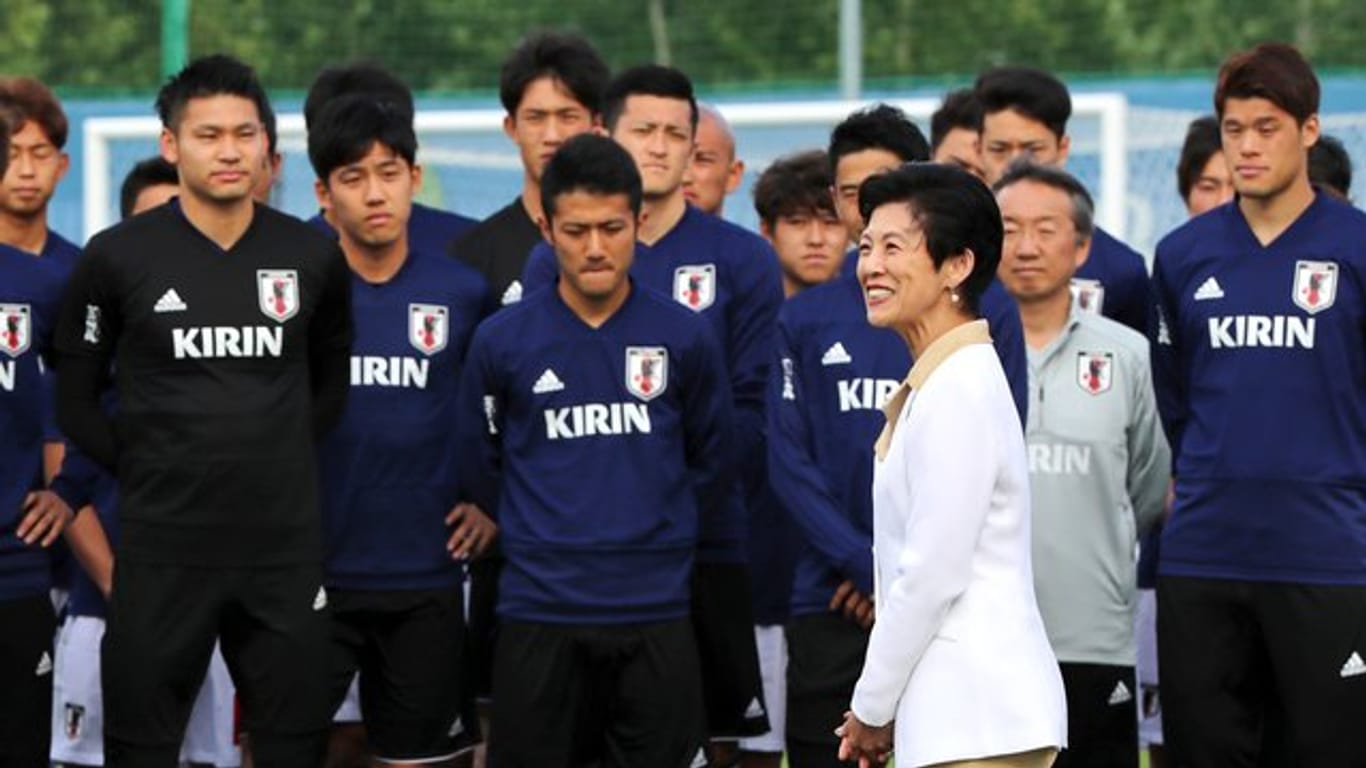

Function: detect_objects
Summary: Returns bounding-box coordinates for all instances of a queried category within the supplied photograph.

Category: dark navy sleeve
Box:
[724,239,784,480]
[1148,246,1186,468]
[1112,255,1153,336]
[767,308,874,594]
[457,325,504,517]
[680,317,735,522]
[981,280,1028,429]
[49,443,102,513]
[519,242,558,296]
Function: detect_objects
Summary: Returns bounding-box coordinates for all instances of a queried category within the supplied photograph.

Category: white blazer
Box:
[851,320,1066,768]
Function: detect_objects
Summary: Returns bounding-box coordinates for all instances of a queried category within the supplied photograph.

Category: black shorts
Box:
[0,593,54,766]
[1158,575,1366,767]
[489,619,704,768]
[1053,663,1138,768]
[692,562,769,739]
[103,561,333,767]
[467,554,501,701]
[784,612,868,766]
[328,587,479,761]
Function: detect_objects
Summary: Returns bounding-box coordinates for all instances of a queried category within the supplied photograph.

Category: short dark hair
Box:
[308,95,418,182]
[827,104,930,176]
[930,89,981,153]
[500,32,611,116]
[602,65,697,134]
[119,156,178,220]
[752,149,835,228]
[0,77,68,148]
[1214,42,1319,125]
[1309,134,1352,198]
[974,66,1071,139]
[155,54,274,134]
[540,133,642,222]
[858,163,1002,314]
[0,93,17,177]
[304,62,415,130]
[1176,116,1222,203]
[992,161,1095,242]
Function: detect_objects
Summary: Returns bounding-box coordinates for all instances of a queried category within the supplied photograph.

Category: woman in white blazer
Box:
[837,163,1066,768]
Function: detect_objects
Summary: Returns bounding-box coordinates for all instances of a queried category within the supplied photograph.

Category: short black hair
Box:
[540,133,642,222]
[155,54,274,134]
[992,161,1095,242]
[752,149,835,228]
[828,104,930,176]
[1215,42,1319,125]
[304,62,415,130]
[974,66,1071,139]
[0,92,16,178]
[1309,134,1352,198]
[308,94,418,182]
[602,65,698,134]
[930,89,981,153]
[119,156,178,220]
[858,163,1002,314]
[500,32,611,117]
[1176,116,1222,203]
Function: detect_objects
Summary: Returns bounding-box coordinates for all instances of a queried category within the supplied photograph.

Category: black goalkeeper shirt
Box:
[449,197,542,307]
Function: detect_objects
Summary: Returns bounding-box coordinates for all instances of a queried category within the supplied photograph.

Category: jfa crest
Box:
[257,269,300,322]
[1293,260,1338,314]
[625,346,668,402]
[409,303,449,355]
[64,702,85,739]
[674,264,716,312]
[0,303,31,358]
[1076,351,1114,395]
[1070,278,1105,315]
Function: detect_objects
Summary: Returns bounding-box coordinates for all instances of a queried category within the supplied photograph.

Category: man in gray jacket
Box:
[995,162,1170,768]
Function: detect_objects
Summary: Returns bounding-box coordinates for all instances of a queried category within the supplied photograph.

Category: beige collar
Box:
[874,319,992,460]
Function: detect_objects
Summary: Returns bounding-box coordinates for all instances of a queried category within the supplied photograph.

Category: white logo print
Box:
[257,269,300,322]
[0,303,31,358]
[409,303,449,356]
[35,651,53,677]
[1341,651,1366,679]
[821,341,852,366]
[448,717,465,737]
[532,369,565,394]
[673,264,717,312]
[153,288,189,313]
[625,347,668,402]
[313,587,328,611]
[1193,277,1225,301]
[500,280,523,306]
[744,697,766,719]
[83,304,102,345]
[1070,278,1105,315]
[1293,260,1338,314]
[1107,681,1132,706]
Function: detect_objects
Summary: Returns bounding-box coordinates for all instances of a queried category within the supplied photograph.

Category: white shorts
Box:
[737,625,786,753]
[1135,588,1163,747]
[333,673,362,723]
[50,615,242,766]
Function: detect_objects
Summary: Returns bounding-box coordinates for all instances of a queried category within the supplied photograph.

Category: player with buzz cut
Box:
[975,66,1151,335]
[308,92,494,768]
[930,88,986,181]
[461,132,732,767]
[304,62,476,255]
[521,64,784,763]
[1150,42,1366,767]
[54,54,353,767]
[683,103,745,217]
[769,104,1028,768]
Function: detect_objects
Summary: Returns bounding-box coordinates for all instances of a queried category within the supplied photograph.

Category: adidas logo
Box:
[501,280,523,306]
[690,748,708,768]
[1194,276,1225,301]
[1341,651,1366,679]
[821,341,852,366]
[1107,681,1132,706]
[744,697,766,719]
[448,716,464,737]
[532,368,565,394]
[313,586,328,611]
[35,651,53,677]
[153,288,188,313]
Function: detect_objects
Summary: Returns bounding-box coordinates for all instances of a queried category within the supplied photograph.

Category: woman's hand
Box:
[835,710,892,767]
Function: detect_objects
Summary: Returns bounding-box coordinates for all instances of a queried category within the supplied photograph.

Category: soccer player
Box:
[755,149,846,296]
[521,65,784,759]
[930,88,986,180]
[0,77,81,272]
[252,105,283,205]
[453,32,610,304]
[118,156,180,219]
[461,132,731,766]
[995,163,1170,768]
[304,62,476,256]
[1309,134,1352,200]
[54,55,352,766]
[768,105,1027,768]
[975,66,1151,334]
[1175,116,1235,218]
[684,103,744,216]
[1150,42,1366,766]
[308,93,493,768]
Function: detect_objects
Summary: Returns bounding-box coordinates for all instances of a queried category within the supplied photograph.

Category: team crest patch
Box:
[1070,278,1105,315]
[409,303,449,355]
[1293,260,1338,314]
[64,702,85,739]
[0,303,31,358]
[625,346,668,402]
[1077,351,1114,395]
[674,264,716,312]
[257,269,300,322]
